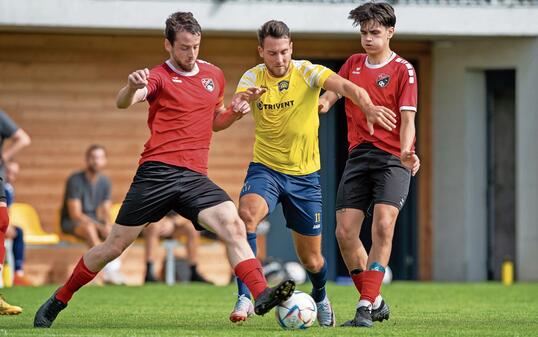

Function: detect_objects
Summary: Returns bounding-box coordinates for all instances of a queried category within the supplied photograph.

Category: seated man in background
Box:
[143,212,213,284]
[60,144,123,285]
[5,161,32,286]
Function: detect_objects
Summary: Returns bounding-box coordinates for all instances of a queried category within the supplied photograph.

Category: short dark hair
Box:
[165,12,202,45]
[348,2,396,28]
[86,144,106,158]
[258,20,291,47]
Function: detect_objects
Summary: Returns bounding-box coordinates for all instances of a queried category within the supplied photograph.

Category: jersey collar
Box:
[165,59,200,77]
[365,52,396,69]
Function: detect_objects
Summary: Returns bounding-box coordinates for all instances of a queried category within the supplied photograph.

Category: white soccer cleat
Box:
[316,296,336,327]
[229,294,254,323]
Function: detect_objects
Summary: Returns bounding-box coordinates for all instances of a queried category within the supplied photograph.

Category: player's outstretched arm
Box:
[400,110,420,176]
[212,93,251,132]
[116,68,150,109]
[322,73,397,135]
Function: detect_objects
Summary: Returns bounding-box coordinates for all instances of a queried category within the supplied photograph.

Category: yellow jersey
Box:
[236,60,334,175]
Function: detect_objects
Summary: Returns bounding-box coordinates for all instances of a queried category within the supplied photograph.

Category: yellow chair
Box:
[9,203,60,245]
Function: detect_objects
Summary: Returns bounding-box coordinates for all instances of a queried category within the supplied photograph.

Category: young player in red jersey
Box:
[320,2,420,328]
[34,12,295,328]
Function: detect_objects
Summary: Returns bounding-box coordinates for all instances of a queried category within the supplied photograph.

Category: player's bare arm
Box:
[212,96,251,132]
[322,74,397,135]
[116,68,150,109]
[400,109,420,176]
[2,128,31,163]
[239,87,267,102]
[67,199,101,225]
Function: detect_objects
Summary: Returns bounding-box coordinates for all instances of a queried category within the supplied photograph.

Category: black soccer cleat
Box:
[34,292,67,328]
[254,279,295,316]
[371,299,390,322]
[341,306,373,328]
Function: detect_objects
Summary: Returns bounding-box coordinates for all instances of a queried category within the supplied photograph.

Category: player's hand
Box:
[364,105,397,135]
[127,68,150,90]
[242,87,267,102]
[318,98,330,113]
[230,94,251,120]
[401,150,420,176]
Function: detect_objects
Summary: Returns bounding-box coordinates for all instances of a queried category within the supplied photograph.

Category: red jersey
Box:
[139,59,225,175]
[338,53,417,157]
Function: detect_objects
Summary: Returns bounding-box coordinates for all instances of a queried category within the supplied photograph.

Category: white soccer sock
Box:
[357,299,372,310]
[372,295,383,310]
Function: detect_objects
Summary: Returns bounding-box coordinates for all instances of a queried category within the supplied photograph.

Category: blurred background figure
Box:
[0,109,30,314]
[143,212,213,284]
[5,161,32,286]
[60,145,123,285]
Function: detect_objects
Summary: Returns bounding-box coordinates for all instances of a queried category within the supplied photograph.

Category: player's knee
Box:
[301,254,324,273]
[373,217,394,244]
[238,207,258,231]
[216,216,245,243]
[335,223,351,244]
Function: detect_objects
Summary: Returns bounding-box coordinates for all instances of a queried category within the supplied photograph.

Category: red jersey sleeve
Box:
[145,68,162,102]
[338,56,352,78]
[397,62,418,112]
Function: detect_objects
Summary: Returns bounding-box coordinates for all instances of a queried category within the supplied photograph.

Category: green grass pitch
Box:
[1,282,537,336]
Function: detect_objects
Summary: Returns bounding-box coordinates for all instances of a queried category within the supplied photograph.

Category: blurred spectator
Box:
[60,144,123,285]
[4,161,32,286]
[0,109,29,314]
[143,212,212,284]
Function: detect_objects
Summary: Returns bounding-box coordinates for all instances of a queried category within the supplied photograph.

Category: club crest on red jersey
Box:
[201,78,215,92]
[376,74,390,88]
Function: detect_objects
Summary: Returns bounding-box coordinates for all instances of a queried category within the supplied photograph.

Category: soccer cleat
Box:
[316,296,336,327]
[229,294,254,323]
[33,291,67,328]
[0,295,22,315]
[341,306,373,328]
[371,299,390,322]
[254,279,295,316]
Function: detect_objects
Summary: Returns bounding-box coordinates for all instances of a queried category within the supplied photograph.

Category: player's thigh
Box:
[336,150,372,213]
[171,171,234,232]
[103,223,145,253]
[280,172,322,236]
[197,200,243,237]
[116,162,179,227]
[336,208,366,241]
[371,154,411,211]
[239,162,282,218]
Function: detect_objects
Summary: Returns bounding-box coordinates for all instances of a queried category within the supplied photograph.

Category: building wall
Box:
[432,37,538,281]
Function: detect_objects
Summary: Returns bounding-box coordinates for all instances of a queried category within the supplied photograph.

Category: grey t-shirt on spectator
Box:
[0,110,20,180]
[60,170,112,226]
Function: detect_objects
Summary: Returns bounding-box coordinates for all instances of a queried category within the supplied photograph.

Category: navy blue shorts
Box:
[240,162,322,236]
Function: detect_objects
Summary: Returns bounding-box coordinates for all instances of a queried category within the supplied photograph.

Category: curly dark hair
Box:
[165,12,202,45]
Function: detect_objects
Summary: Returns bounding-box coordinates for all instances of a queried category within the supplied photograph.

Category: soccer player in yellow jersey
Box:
[226,20,397,326]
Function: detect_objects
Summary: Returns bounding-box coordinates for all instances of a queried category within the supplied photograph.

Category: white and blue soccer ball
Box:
[275,291,317,329]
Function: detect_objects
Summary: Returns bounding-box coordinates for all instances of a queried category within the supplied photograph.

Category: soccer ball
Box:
[275,291,317,329]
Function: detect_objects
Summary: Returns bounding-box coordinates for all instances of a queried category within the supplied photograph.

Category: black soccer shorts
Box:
[336,143,411,212]
[115,161,232,229]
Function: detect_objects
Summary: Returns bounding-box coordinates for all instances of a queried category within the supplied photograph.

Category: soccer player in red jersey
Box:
[34,12,295,328]
[319,2,420,328]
